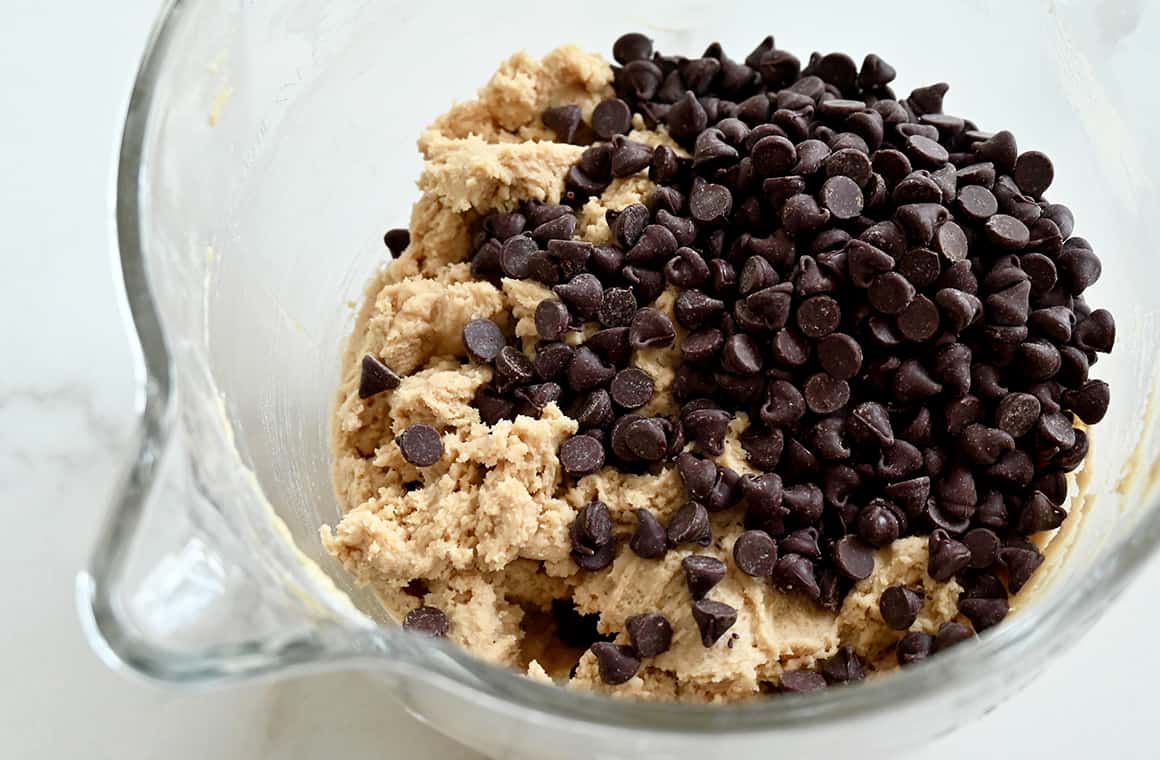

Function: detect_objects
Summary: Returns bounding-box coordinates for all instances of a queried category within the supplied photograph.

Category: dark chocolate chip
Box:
[964,527,1001,569]
[567,347,616,392]
[463,319,507,363]
[621,416,667,461]
[626,612,672,657]
[682,554,727,600]
[403,605,449,637]
[691,599,737,647]
[928,528,972,581]
[590,642,641,685]
[897,631,934,665]
[383,227,410,256]
[560,434,606,478]
[667,501,712,547]
[820,645,865,685]
[733,529,778,577]
[626,509,667,560]
[592,98,633,139]
[359,354,401,398]
[879,586,924,630]
[780,670,828,693]
[858,500,901,547]
[542,104,583,144]
[610,368,655,410]
[833,535,875,580]
[684,408,731,456]
[534,342,574,382]
[959,596,1009,631]
[397,424,443,467]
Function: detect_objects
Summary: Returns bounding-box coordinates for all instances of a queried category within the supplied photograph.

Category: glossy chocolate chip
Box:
[691,599,738,647]
[626,612,673,657]
[560,434,606,477]
[667,501,712,547]
[879,586,923,630]
[359,354,402,398]
[397,424,443,466]
[403,606,449,637]
[591,642,641,684]
[682,554,727,600]
[733,529,778,577]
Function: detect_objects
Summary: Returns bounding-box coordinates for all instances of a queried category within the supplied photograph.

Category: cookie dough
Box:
[323,45,1066,701]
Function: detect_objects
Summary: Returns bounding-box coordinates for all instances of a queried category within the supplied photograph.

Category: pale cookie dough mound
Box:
[325,38,1098,701]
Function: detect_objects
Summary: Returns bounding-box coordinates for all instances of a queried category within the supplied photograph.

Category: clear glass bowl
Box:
[82,1,1160,757]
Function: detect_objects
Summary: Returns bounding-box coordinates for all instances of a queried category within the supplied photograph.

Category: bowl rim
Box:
[86,0,1160,735]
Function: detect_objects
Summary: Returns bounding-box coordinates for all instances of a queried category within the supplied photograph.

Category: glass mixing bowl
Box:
[81,1,1160,757]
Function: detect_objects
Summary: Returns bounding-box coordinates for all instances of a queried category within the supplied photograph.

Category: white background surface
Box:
[2,1,1159,758]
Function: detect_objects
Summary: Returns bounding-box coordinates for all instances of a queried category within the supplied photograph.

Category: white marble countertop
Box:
[3,2,1160,758]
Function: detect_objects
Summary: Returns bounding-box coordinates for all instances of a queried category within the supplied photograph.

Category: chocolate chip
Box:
[1000,543,1044,593]
[625,612,672,657]
[592,98,632,139]
[879,586,924,630]
[532,213,577,245]
[624,509,666,561]
[403,605,449,637]
[610,368,655,410]
[542,104,582,144]
[678,452,718,501]
[587,327,632,366]
[359,354,401,398]
[571,501,615,571]
[567,347,616,392]
[896,294,940,341]
[462,319,507,363]
[1074,308,1114,352]
[682,555,727,600]
[722,334,764,375]
[959,596,1009,631]
[495,346,535,387]
[667,501,712,547]
[684,408,731,457]
[533,300,571,342]
[383,227,410,256]
[832,535,875,580]
[397,424,443,466]
[819,645,865,685]
[819,175,864,220]
[623,417,668,461]
[1014,150,1054,197]
[515,382,561,414]
[560,434,606,478]
[782,193,831,235]
[590,642,641,685]
[932,621,974,652]
[691,599,737,647]
[927,528,971,581]
[803,373,850,415]
[733,529,778,577]
[897,631,934,665]
[858,500,901,547]
[1017,490,1067,535]
[626,308,675,350]
[1061,380,1110,424]
[796,295,841,338]
[533,342,574,382]
[984,214,1030,250]
[474,384,516,425]
[689,182,733,225]
[598,287,638,328]
[772,553,821,600]
[749,134,797,177]
[780,670,828,693]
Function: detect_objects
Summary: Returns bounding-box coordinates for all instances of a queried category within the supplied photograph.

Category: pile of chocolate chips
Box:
[373,31,1115,687]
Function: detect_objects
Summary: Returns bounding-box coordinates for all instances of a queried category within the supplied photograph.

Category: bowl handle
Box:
[75,361,390,685]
